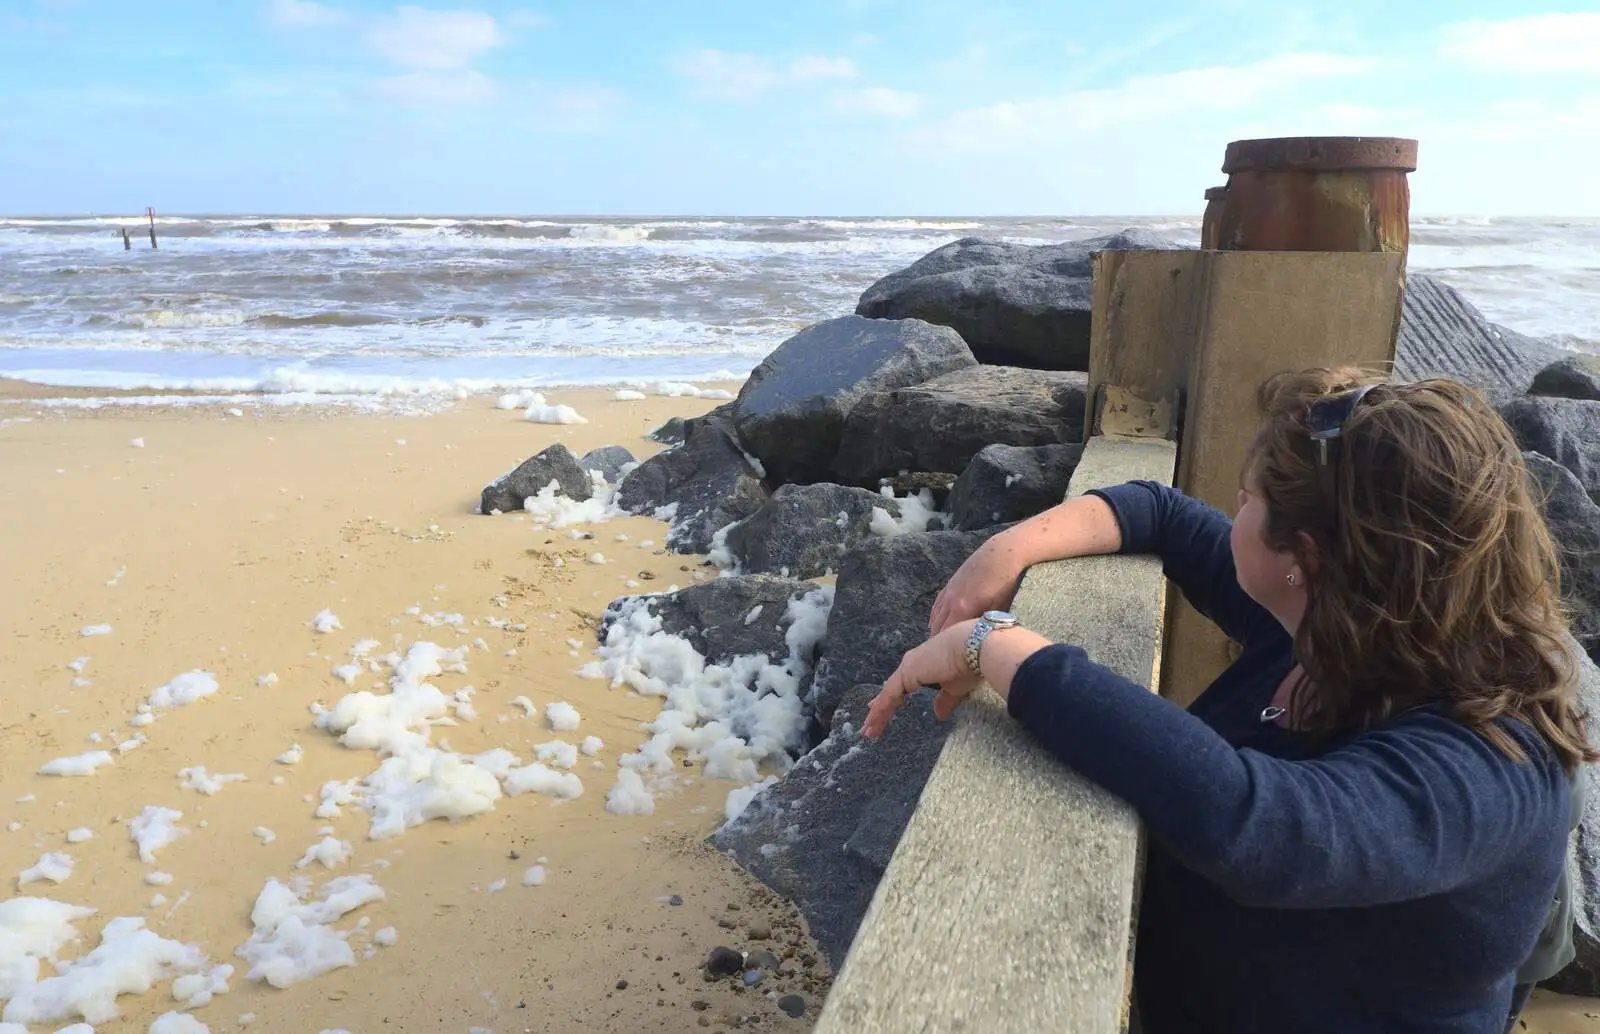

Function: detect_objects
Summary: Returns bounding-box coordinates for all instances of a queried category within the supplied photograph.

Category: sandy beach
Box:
[0,383,828,1033]
[3,380,1598,1033]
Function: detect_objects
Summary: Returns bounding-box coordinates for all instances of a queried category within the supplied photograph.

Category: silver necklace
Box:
[1260,705,1287,723]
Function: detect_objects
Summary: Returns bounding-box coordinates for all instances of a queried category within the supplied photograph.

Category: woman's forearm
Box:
[989,493,1123,570]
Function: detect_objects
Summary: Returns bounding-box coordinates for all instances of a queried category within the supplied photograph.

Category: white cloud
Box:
[836,86,921,118]
[924,52,1374,148]
[366,6,506,69]
[1440,13,1600,73]
[670,49,857,100]
[268,0,348,26]
[369,69,498,105]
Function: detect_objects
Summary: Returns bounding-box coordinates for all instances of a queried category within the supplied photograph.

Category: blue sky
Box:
[2,0,1597,215]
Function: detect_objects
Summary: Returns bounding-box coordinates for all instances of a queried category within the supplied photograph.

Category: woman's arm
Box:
[984,638,1565,909]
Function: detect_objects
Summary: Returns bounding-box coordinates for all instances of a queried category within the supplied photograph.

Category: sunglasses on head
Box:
[1307,383,1379,467]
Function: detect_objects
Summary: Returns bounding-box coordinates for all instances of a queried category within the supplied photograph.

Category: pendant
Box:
[1260,705,1287,723]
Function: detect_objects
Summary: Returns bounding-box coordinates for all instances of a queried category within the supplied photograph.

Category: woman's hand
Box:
[861,621,981,739]
[929,538,1024,635]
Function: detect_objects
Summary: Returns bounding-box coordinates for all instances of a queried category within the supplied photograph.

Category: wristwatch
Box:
[966,610,1020,679]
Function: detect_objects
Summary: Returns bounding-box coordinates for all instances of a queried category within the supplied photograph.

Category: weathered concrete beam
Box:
[815,433,1176,1034]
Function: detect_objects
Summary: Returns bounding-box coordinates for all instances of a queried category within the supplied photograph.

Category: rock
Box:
[721,484,900,579]
[712,683,954,971]
[479,444,592,514]
[1542,644,1600,994]
[809,527,1001,726]
[742,969,765,987]
[705,947,744,978]
[778,995,806,1018]
[667,894,683,906]
[948,442,1084,531]
[831,366,1087,488]
[1532,355,1600,402]
[616,411,769,553]
[1525,454,1600,662]
[615,979,629,990]
[1500,397,1600,503]
[579,445,636,483]
[855,230,1184,370]
[601,575,821,667]
[884,472,959,507]
[730,315,976,485]
[649,417,688,445]
[746,921,772,941]
[1395,273,1562,399]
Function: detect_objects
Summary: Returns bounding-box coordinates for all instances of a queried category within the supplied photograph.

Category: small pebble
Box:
[705,946,743,977]
[742,968,764,986]
[778,994,806,1018]
[667,894,683,906]
[616,979,629,990]
[746,949,781,972]
[717,917,738,930]
[691,1000,710,1012]
[746,919,772,940]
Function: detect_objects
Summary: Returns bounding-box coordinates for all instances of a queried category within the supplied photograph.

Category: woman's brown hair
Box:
[1246,366,1596,774]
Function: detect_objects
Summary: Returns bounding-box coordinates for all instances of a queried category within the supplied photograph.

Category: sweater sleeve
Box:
[1007,643,1566,910]
[1087,481,1269,645]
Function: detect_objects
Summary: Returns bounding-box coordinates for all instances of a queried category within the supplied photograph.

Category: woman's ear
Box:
[1295,530,1321,576]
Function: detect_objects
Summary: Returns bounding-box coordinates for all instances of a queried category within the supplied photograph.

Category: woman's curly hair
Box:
[1247,367,1596,774]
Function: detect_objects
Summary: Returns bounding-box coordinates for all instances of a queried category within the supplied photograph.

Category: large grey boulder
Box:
[831,366,1087,488]
[854,230,1183,370]
[731,315,976,486]
[1532,355,1600,402]
[722,483,902,580]
[1395,274,1562,399]
[600,574,819,666]
[948,443,1084,531]
[711,682,953,970]
[479,443,591,514]
[1500,397,1600,503]
[578,445,635,483]
[1543,644,1600,995]
[1526,454,1600,663]
[808,527,1001,725]
[615,411,768,553]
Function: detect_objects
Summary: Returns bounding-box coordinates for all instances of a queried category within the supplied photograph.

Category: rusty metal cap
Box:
[1203,186,1228,201]
[1222,136,1418,174]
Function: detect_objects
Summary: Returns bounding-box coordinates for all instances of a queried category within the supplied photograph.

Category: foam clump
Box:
[171,962,233,1008]
[275,744,303,765]
[150,1011,213,1033]
[365,750,504,839]
[178,767,247,796]
[613,389,646,401]
[725,776,778,823]
[533,740,578,770]
[372,926,398,947]
[522,393,588,424]
[295,837,353,870]
[66,828,94,844]
[545,702,581,732]
[503,761,582,800]
[522,471,620,529]
[129,807,187,863]
[38,751,115,777]
[315,642,463,756]
[2,915,208,1026]
[310,610,343,634]
[650,381,735,400]
[581,585,833,815]
[869,486,949,538]
[148,671,219,709]
[234,876,385,988]
[579,735,604,757]
[17,852,74,888]
[521,865,546,886]
[0,897,97,1001]
[604,770,655,815]
[79,624,113,637]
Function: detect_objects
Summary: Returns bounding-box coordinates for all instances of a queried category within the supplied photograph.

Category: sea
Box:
[1,214,1596,408]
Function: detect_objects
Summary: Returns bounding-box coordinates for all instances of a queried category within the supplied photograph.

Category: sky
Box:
[1,0,1597,215]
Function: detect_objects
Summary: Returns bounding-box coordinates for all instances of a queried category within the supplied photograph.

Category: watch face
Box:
[982,610,1016,624]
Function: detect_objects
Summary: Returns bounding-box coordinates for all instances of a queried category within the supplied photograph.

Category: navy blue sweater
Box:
[1006,480,1569,1034]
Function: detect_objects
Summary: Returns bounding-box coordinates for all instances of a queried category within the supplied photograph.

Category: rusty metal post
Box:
[1200,186,1227,249]
[1215,137,1417,256]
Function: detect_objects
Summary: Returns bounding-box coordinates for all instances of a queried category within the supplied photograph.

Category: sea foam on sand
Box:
[234,875,385,988]
[580,582,833,818]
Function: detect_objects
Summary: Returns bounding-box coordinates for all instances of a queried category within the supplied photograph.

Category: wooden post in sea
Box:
[121,228,132,251]
[146,206,158,250]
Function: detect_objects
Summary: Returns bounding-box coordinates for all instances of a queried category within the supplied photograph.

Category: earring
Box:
[1285,572,1299,587]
